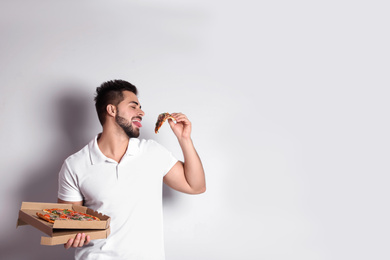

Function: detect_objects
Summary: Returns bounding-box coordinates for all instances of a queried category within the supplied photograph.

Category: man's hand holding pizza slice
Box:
[155,112,192,141]
[167,113,192,141]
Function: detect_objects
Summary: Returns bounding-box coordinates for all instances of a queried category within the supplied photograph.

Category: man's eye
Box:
[131,106,136,109]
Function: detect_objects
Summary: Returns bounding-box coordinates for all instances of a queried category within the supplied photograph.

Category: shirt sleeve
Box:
[57,160,84,202]
[163,149,179,177]
[151,140,178,177]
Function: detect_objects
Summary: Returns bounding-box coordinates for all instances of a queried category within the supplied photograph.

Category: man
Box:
[57,80,206,259]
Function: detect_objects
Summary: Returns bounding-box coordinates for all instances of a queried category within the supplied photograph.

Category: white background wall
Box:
[1,0,389,259]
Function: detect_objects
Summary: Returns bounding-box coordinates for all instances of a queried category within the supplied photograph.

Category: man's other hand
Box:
[64,233,91,249]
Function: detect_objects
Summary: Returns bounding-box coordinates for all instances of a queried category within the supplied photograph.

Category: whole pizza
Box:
[36,208,100,224]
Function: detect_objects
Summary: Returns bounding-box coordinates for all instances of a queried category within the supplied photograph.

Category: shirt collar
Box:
[89,135,140,165]
[126,138,141,156]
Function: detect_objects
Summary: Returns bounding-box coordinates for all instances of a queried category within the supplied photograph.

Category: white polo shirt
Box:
[58,135,178,260]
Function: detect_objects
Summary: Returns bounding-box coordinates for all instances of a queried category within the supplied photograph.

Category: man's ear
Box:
[106,104,117,117]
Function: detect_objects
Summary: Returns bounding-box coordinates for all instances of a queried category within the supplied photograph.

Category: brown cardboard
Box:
[17,202,111,245]
[40,228,111,246]
[18,202,110,233]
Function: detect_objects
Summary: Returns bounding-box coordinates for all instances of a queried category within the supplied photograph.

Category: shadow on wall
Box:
[2,87,95,260]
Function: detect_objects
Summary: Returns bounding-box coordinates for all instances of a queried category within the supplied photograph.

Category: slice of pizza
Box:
[36,212,62,223]
[155,113,175,133]
[69,211,100,221]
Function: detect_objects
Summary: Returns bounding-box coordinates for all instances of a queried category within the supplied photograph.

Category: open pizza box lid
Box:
[17,202,111,245]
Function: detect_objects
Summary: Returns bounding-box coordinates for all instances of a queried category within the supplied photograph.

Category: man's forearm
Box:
[179,137,206,193]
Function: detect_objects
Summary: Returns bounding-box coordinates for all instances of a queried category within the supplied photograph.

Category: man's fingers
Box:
[169,113,189,124]
[85,235,91,245]
[171,113,185,120]
[168,118,176,127]
[64,238,74,249]
[64,233,89,249]
[77,233,86,247]
[72,233,82,247]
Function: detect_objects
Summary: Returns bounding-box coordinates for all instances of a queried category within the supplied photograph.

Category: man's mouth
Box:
[132,118,143,128]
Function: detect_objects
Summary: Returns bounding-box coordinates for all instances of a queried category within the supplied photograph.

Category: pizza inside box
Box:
[17,202,111,246]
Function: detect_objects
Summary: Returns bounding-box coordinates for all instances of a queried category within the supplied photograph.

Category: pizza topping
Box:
[36,208,100,223]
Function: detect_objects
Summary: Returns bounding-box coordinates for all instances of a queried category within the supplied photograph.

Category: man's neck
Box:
[97,128,130,163]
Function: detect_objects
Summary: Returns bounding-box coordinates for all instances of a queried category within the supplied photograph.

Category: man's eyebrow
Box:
[129,101,141,108]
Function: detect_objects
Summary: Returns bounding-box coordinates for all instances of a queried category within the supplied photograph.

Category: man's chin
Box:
[126,130,140,138]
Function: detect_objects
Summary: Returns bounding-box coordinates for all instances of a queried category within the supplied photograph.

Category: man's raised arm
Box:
[163,113,206,194]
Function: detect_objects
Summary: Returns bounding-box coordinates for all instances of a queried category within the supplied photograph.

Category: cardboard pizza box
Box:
[17,202,111,245]
[39,228,111,246]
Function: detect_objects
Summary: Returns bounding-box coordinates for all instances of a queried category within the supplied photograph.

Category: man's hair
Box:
[94,79,138,125]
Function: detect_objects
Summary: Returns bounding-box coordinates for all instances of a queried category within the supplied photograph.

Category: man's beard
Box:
[115,114,140,138]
